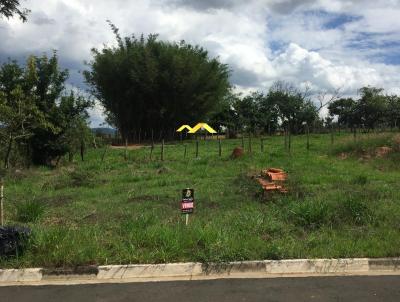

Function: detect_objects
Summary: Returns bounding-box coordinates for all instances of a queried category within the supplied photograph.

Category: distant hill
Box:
[92,127,116,136]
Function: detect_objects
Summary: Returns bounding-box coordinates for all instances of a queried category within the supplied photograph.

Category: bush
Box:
[16,200,46,223]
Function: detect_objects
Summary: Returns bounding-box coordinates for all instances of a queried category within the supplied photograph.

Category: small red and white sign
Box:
[181,189,194,214]
[181,202,194,210]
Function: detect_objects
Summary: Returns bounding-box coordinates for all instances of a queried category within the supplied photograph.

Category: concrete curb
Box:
[0,258,399,284]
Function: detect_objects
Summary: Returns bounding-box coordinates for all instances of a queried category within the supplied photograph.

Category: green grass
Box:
[1,132,400,268]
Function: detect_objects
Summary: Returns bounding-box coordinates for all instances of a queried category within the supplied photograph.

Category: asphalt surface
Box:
[1,276,400,302]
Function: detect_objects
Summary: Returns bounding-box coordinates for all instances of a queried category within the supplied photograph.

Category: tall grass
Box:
[1,132,400,267]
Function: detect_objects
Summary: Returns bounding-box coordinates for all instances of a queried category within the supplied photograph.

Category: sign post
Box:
[181,188,194,225]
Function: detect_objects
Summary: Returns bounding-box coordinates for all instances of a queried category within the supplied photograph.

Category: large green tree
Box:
[266,81,317,134]
[356,87,387,130]
[386,95,400,129]
[0,54,92,166]
[328,97,359,130]
[84,24,230,141]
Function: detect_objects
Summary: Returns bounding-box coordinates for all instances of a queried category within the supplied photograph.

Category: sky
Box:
[1,0,400,127]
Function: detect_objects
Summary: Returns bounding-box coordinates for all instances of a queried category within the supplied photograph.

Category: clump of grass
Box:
[289,199,331,230]
[68,169,95,187]
[351,175,369,185]
[338,197,373,226]
[16,200,46,223]
[234,173,264,199]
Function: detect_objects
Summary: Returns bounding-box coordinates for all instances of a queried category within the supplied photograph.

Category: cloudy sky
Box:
[1,0,400,126]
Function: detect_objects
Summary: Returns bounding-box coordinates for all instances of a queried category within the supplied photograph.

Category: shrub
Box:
[16,200,45,223]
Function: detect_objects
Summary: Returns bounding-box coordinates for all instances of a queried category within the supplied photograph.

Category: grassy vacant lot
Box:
[1,132,400,268]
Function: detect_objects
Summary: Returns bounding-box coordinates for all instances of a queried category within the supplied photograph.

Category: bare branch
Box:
[316,86,342,112]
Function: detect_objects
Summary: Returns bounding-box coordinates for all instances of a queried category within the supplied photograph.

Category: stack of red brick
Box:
[256,168,288,193]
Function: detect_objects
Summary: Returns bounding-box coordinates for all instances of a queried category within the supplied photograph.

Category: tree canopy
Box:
[0,53,92,166]
[209,81,318,135]
[328,86,400,131]
[84,23,230,141]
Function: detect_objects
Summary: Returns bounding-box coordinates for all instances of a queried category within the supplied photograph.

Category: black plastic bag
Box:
[0,226,31,257]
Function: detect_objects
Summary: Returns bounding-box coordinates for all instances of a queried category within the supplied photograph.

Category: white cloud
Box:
[271,43,385,92]
[0,0,399,125]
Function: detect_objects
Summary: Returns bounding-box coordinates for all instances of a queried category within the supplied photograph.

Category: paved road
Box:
[1,276,400,302]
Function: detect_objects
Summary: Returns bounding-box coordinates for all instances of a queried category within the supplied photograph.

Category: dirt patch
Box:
[157,166,171,174]
[231,147,244,159]
[110,144,146,150]
[42,216,67,226]
[127,195,171,203]
[8,169,29,180]
[41,195,74,207]
[339,145,394,161]
[81,211,99,223]
[392,134,400,151]
[206,201,219,209]
[375,146,393,157]
[260,233,272,241]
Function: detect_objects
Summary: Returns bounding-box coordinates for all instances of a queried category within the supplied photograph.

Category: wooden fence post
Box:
[248,134,252,153]
[218,139,222,156]
[150,144,154,160]
[101,145,108,162]
[261,138,264,153]
[284,128,288,150]
[241,135,244,149]
[124,138,128,160]
[196,139,199,158]
[0,177,4,226]
[184,144,187,159]
[161,139,165,161]
[306,124,310,151]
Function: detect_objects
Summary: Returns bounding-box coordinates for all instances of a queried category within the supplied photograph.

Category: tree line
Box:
[209,84,400,137]
[208,81,318,137]
[328,87,400,132]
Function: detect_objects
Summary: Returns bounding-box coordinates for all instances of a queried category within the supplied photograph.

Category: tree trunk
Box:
[80,141,85,161]
[124,138,128,160]
[4,135,13,169]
